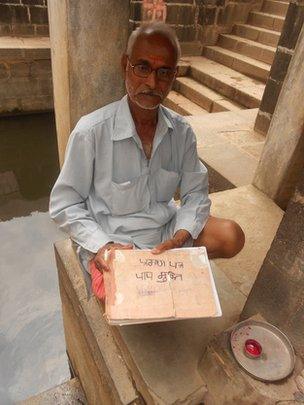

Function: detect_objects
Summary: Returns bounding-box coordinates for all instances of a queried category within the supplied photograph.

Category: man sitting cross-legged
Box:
[49,22,245,280]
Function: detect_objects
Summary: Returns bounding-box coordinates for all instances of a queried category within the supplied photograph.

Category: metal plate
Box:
[230,320,295,382]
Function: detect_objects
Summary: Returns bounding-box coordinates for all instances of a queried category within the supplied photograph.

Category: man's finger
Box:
[151,240,173,254]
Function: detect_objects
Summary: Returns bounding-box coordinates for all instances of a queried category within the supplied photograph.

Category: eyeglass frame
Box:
[127,57,177,82]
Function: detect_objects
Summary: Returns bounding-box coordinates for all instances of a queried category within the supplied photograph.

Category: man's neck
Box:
[127,97,158,128]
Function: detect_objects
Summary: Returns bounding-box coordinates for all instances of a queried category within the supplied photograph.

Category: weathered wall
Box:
[130,0,261,52]
[254,1,304,135]
[252,22,304,209]
[0,40,53,114]
[48,0,130,166]
[242,170,304,358]
[0,0,48,37]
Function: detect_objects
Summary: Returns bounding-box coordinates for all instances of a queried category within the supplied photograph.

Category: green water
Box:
[0,112,60,219]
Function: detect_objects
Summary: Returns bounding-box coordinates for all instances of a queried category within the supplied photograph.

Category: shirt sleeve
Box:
[49,128,112,253]
[174,125,211,239]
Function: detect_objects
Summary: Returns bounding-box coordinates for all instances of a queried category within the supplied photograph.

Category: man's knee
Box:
[221,219,245,258]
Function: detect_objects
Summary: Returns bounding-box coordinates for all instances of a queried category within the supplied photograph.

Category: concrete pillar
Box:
[252,22,304,209]
[254,1,304,135]
[48,1,130,166]
[242,170,304,358]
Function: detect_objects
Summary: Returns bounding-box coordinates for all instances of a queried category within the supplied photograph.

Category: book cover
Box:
[103,247,222,325]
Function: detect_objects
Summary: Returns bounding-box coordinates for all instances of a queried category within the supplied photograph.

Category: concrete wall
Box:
[0,0,49,37]
[252,22,304,209]
[254,1,304,135]
[48,0,130,166]
[0,41,53,114]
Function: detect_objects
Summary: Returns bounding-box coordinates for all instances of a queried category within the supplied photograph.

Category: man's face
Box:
[122,34,177,110]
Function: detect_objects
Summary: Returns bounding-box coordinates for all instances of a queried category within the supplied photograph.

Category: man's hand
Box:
[94,242,133,272]
[151,229,191,254]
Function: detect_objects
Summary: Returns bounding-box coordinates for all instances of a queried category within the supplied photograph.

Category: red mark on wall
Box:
[142,0,167,22]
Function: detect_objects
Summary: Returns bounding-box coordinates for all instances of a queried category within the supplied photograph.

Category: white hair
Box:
[126,22,181,64]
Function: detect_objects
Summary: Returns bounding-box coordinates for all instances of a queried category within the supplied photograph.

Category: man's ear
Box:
[121,54,128,78]
[174,65,179,79]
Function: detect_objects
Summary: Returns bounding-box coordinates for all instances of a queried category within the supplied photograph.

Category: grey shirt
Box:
[49,95,211,252]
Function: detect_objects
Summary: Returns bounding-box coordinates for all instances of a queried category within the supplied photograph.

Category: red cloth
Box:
[89,260,106,300]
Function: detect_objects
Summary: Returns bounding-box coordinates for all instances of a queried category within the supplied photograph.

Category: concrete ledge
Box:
[18,378,86,405]
[54,238,249,404]
[210,185,283,296]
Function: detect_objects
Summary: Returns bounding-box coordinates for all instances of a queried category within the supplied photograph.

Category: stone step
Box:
[218,34,276,65]
[163,90,208,115]
[174,76,244,113]
[186,56,265,108]
[187,108,264,189]
[248,11,285,32]
[233,23,281,48]
[177,60,190,77]
[203,45,270,81]
[262,0,289,17]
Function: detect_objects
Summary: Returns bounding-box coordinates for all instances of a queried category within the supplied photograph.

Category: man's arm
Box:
[49,128,112,253]
[152,125,211,254]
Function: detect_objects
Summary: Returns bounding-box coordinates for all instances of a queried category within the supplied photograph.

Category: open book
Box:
[103,247,222,325]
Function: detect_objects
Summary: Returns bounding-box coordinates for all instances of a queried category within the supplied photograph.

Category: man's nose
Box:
[145,70,157,88]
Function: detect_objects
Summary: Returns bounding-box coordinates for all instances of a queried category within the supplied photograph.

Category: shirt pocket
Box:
[111,173,149,215]
[155,167,180,202]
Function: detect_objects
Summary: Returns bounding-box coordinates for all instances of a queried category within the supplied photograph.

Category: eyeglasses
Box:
[127,58,176,82]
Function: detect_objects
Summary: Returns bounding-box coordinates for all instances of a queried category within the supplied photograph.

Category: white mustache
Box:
[137,90,163,97]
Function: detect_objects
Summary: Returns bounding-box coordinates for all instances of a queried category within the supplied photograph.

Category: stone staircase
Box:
[164,0,289,116]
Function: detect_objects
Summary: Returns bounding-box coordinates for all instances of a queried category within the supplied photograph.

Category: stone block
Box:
[0,23,11,35]
[216,0,225,7]
[35,23,49,35]
[10,61,30,78]
[259,78,282,115]
[175,25,195,41]
[0,63,8,79]
[130,1,141,21]
[279,3,304,49]
[30,59,51,77]
[269,50,292,82]
[0,0,21,3]
[10,23,35,35]
[29,5,48,24]
[12,4,29,23]
[21,0,45,5]
[254,111,271,135]
[178,5,195,25]
[166,3,179,24]
[0,4,12,23]
[204,6,216,25]
[165,0,193,3]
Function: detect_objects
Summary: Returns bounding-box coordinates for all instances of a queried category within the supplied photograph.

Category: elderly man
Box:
[49,22,245,275]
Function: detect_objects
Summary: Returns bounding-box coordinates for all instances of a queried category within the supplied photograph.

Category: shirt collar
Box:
[112,95,173,141]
